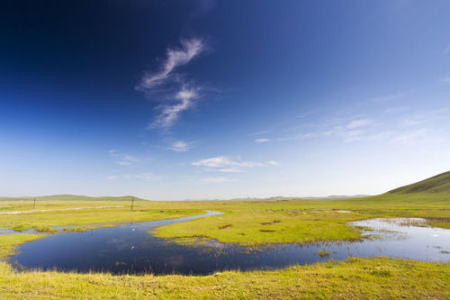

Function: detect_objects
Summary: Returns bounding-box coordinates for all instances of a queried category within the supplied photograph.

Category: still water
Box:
[10,212,450,275]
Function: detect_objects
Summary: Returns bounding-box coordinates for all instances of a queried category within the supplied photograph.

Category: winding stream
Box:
[9,211,450,275]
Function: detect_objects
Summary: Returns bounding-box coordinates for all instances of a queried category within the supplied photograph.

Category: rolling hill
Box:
[387,171,450,194]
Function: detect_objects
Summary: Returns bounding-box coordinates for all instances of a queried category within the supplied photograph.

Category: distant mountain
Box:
[387,171,450,194]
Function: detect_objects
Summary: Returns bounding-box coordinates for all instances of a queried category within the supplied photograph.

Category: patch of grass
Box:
[63,226,97,233]
[34,227,58,234]
[0,258,448,299]
[0,234,43,259]
[318,249,330,257]
[11,224,32,232]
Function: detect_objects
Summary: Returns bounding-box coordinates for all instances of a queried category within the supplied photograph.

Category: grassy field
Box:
[1,193,449,246]
[0,230,449,299]
[0,258,449,299]
[0,173,449,299]
[154,193,450,245]
[0,251,449,299]
[0,198,203,233]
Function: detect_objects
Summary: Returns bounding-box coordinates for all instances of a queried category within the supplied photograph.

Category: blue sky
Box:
[1,0,450,199]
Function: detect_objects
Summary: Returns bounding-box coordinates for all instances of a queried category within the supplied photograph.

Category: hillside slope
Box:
[387,171,450,194]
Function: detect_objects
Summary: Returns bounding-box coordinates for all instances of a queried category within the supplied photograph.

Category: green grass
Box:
[0,200,204,231]
[387,171,450,194]
[0,234,43,259]
[0,228,448,299]
[0,189,448,299]
[0,258,448,299]
[154,193,450,245]
[63,226,96,232]
[34,227,58,234]
[318,249,330,257]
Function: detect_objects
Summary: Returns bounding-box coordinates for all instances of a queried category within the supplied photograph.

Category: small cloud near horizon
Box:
[192,156,276,173]
[109,150,139,166]
[255,138,270,143]
[169,141,190,152]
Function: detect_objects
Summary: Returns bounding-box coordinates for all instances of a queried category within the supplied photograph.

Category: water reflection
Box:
[10,213,450,275]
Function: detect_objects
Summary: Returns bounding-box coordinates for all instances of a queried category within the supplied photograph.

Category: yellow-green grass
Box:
[0,200,204,232]
[34,227,58,234]
[0,234,43,259]
[0,258,448,299]
[154,194,450,245]
[1,194,449,246]
[62,226,97,233]
[0,233,448,299]
[0,195,449,299]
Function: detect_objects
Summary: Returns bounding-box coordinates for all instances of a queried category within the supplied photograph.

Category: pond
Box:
[9,211,450,275]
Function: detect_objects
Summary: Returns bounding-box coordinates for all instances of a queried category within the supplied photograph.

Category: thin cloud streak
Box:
[136,38,206,129]
[346,119,371,129]
[255,138,270,143]
[192,156,276,173]
[137,39,204,90]
[150,87,198,129]
[169,141,190,152]
[109,150,139,166]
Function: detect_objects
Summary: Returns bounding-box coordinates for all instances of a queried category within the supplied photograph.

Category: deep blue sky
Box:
[1,0,450,199]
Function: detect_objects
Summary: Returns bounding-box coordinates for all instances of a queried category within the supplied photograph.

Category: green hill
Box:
[387,171,450,194]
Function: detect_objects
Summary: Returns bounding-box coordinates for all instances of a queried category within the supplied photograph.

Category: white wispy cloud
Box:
[401,108,448,126]
[267,160,279,166]
[109,150,139,166]
[169,141,190,152]
[136,38,207,129]
[219,167,244,173]
[201,177,235,183]
[254,138,270,143]
[137,39,204,90]
[343,129,365,143]
[150,87,199,129]
[346,119,371,129]
[192,156,275,172]
[389,129,428,145]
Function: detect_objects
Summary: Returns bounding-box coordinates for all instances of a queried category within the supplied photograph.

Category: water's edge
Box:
[8,214,450,275]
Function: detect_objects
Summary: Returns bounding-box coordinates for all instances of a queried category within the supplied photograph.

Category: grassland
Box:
[0,229,448,299]
[0,172,449,299]
[154,193,450,245]
[0,255,449,299]
[1,192,449,246]
[0,199,203,233]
